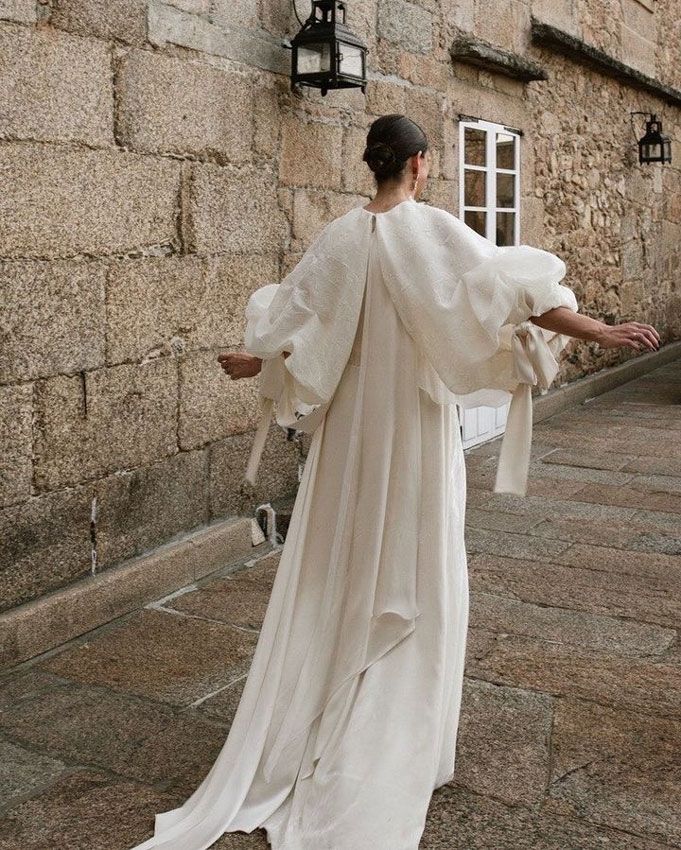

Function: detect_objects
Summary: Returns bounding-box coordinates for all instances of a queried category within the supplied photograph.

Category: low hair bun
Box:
[363,113,429,184]
[363,141,398,176]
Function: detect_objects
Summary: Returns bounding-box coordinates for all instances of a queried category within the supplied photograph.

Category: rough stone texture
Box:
[210,0,258,31]
[0,23,114,146]
[0,0,37,24]
[196,673,247,727]
[469,590,676,656]
[421,784,675,850]
[0,260,106,382]
[252,80,283,157]
[547,697,681,846]
[0,384,32,508]
[0,770,179,850]
[167,553,278,629]
[467,633,681,718]
[0,518,256,667]
[148,0,289,75]
[377,0,433,54]
[0,741,65,811]
[188,162,288,254]
[51,0,148,45]
[106,253,278,363]
[209,424,302,520]
[469,551,681,629]
[178,349,261,449]
[341,124,376,196]
[453,678,552,805]
[280,117,344,190]
[33,359,178,491]
[39,608,258,706]
[0,485,93,613]
[94,449,209,569]
[291,189,365,250]
[0,145,180,259]
[116,49,255,161]
[0,678,229,790]
[450,33,549,81]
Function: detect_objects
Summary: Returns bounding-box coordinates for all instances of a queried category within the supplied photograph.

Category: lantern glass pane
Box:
[297,42,332,74]
[339,43,363,77]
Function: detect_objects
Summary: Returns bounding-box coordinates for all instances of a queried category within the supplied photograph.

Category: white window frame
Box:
[458,118,521,247]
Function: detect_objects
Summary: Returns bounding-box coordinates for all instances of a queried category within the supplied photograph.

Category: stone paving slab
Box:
[0,674,230,792]
[421,785,678,850]
[469,552,681,628]
[37,608,258,707]
[546,697,681,847]
[0,359,679,848]
[466,630,681,718]
[0,770,180,850]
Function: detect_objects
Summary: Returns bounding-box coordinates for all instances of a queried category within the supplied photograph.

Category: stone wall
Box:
[1,0,679,613]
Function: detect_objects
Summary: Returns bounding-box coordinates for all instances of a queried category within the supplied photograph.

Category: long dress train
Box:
[130,207,470,850]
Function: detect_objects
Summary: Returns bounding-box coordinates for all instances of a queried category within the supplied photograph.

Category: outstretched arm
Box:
[530,306,660,352]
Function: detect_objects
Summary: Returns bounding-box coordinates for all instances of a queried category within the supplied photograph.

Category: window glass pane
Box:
[464,128,486,166]
[465,209,487,238]
[496,132,515,170]
[464,169,486,207]
[495,211,515,246]
[496,172,515,208]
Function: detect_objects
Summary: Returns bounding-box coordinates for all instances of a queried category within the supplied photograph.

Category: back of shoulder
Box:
[408,202,493,250]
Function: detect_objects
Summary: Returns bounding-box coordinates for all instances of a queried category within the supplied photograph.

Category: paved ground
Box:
[1,359,680,850]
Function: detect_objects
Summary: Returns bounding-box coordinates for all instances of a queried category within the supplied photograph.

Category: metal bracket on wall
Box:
[457,113,524,137]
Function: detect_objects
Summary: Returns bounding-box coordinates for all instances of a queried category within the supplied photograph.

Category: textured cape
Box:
[243,198,579,496]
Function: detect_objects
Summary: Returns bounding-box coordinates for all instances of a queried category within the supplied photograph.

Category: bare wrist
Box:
[585,321,608,345]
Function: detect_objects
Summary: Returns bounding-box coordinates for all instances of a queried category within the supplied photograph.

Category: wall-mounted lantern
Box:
[290,0,368,96]
[631,112,672,165]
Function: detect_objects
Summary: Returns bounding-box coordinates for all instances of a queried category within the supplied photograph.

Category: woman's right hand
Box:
[595,321,661,352]
[217,351,262,379]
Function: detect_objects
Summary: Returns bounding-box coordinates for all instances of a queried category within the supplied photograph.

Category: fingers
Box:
[632,321,661,342]
[636,327,659,350]
[626,326,658,352]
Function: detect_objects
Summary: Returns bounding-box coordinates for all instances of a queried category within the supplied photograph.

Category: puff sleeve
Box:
[242,284,331,487]
[378,205,580,496]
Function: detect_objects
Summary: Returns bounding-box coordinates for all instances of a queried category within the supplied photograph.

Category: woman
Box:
[131,114,660,850]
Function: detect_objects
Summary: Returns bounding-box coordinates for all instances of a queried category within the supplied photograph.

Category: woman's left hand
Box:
[217,351,262,379]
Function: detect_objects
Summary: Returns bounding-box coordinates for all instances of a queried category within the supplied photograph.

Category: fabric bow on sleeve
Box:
[493,320,561,496]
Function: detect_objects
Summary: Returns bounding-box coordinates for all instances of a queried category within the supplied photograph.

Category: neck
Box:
[367,183,416,213]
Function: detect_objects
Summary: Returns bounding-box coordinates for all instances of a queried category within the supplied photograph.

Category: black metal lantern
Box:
[633,112,672,165]
[291,0,368,96]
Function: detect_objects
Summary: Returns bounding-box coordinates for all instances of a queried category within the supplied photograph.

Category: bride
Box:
[130,114,660,850]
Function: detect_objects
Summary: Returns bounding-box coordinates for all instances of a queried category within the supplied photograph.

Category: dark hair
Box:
[362,114,428,182]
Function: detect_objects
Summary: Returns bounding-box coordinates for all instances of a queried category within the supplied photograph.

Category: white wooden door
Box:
[457,117,521,449]
[459,403,509,449]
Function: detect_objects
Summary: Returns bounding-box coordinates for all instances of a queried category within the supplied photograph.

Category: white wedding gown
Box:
[129,200,578,850]
[130,212,468,850]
